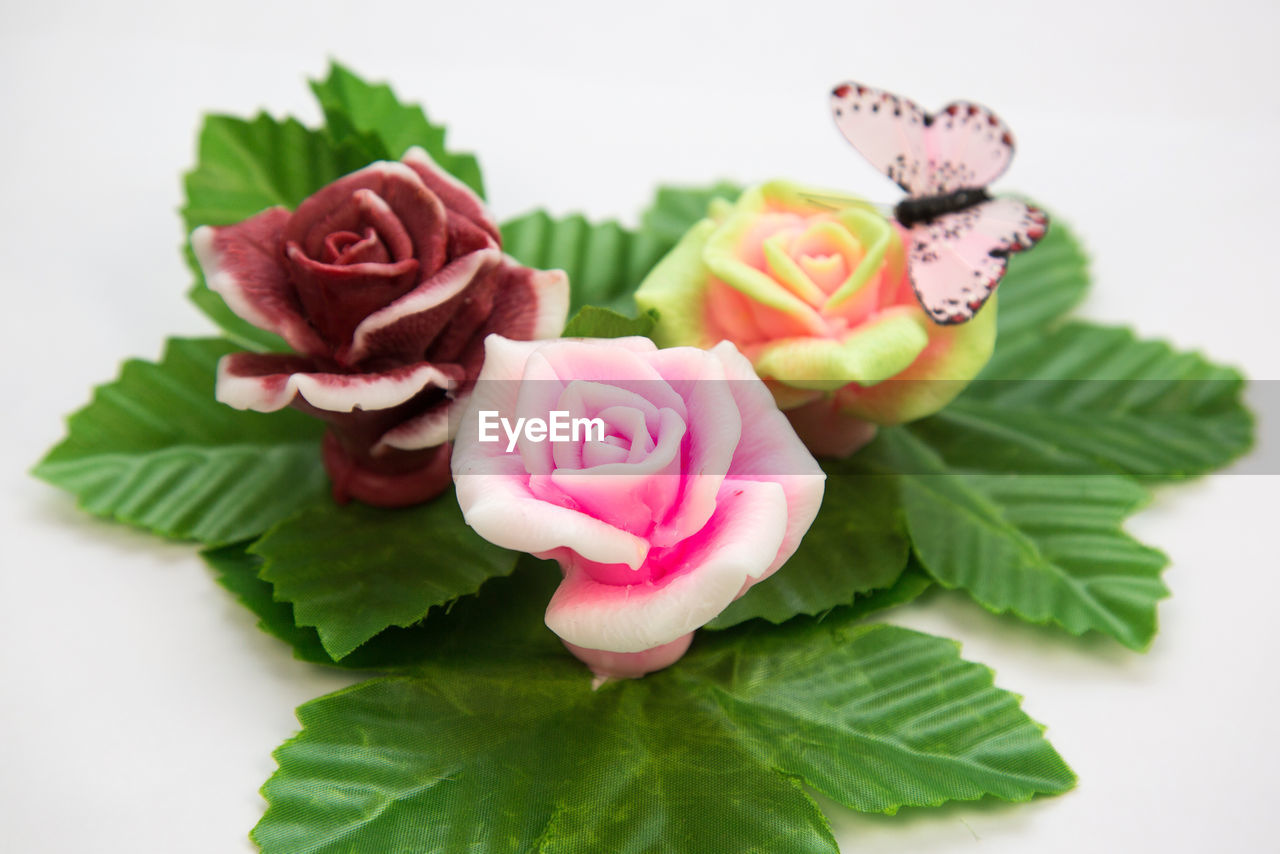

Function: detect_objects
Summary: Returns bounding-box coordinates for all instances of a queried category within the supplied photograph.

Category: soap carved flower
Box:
[452,335,825,678]
[192,148,569,506]
[635,181,995,456]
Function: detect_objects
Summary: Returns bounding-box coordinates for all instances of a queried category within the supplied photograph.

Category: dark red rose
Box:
[192,148,568,507]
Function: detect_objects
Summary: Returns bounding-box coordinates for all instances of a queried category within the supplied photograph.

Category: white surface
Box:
[2,1,1277,851]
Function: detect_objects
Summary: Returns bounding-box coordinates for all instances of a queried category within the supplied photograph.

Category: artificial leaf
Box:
[182,114,369,228]
[203,542,332,664]
[843,562,933,621]
[34,338,328,545]
[254,614,1072,853]
[916,322,1253,479]
[203,546,558,669]
[640,182,742,245]
[309,62,485,197]
[251,495,520,660]
[501,211,671,314]
[562,305,655,339]
[870,428,1169,649]
[990,217,1090,346]
[681,617,1075,814]
[181,113,373,351]
[706,469,909,629]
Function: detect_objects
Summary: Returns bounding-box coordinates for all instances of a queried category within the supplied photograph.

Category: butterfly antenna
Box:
[797,191,894,218]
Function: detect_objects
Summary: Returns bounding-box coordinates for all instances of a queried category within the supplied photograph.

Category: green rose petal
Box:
[635,219,719,348]
[754,309,930,391]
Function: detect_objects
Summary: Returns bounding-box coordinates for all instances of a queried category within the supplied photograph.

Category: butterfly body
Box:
[893,187,991,229]
[830,82,1047,325]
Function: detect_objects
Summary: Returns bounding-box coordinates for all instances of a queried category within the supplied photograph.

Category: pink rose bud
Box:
[452,335,826,679]
[635,181,997,456]
[192,149,568,506]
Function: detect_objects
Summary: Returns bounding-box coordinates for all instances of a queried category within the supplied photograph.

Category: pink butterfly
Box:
[830,82,1048,325]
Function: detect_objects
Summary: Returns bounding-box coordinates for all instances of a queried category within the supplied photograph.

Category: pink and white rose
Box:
[452,335,826,678]
[192,148,568,506]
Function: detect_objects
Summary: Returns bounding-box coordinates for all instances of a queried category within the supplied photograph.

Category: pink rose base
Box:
[453,335,825,679]
[562,634,693,681]
[321,432,452,507]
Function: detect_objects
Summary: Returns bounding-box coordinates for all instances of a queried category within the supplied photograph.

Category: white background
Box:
[2,1,1277,851]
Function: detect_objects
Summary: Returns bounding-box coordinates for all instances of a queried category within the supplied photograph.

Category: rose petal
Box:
[447,212,500,259]
[402,146,501,244]
[216,352,460,413]
[306,188,415,264]
[543,407,686,536]
[634,219,720,349]
[453,336,654,569]
[285,245,420,349]
[750,308,930,391]
[821,207,897,316]
[701,186,828,337]
[543,479,789,653]
[342,248,503,364]
[761,229,831,305]
[643,347,743,546]
[191,212,329,358]
[546,384,663,473]
[834,295,998,424]
[376,392,460,451]
[324,227,390,265]
[712,341,826,578]
[457,467,652,570]
[413,256,504,364]
[477,258,570,344]
[284,160,448,275]
[521,337,685,415]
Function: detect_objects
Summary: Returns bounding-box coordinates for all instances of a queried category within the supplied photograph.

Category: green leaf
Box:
[683,619,1076,813]
[182,114,368,228]
[310,62,485,197]
[251,495,520,660]
[870,428,1170,649]
[501,211,672,314]
[990,215,1090,346]
[917,322,1253,479]
[705,468,910,629]
[843,563,934,620]
[640,182,742,245]
[562,305,655,339]
[34,338,329,545]
[202,546,557,669]
[255,614,1072,853]
[202,542,333,664]
[499,185,742,316]
[181,113,374,351]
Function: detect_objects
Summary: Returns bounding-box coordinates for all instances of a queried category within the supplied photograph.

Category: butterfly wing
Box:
[908,198,1048,324]
[830,82,932,195]
[920,101,1016,195]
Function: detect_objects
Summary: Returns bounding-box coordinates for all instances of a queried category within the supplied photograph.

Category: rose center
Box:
[321,227,390,265]
[796,251,849,295]
[579,404,656,468]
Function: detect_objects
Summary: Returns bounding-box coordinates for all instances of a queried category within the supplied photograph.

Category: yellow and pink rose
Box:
[635,181,996,455]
